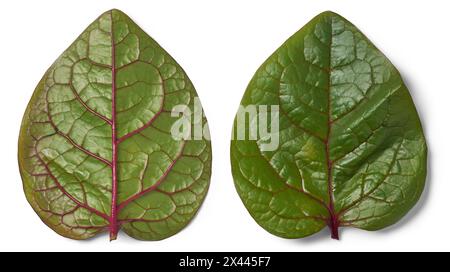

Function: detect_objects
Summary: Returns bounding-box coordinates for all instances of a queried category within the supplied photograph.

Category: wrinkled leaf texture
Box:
[18,9,211,241]
[231,11,427,240]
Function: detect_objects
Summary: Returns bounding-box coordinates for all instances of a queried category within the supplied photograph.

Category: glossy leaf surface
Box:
[19,9,211,241]
[230,11,427,239]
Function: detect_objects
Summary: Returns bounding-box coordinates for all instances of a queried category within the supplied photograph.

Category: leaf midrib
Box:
[324,16,338,238]
[109,10,119,240]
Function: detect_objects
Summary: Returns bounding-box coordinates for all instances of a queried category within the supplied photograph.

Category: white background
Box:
[0,0,448,252]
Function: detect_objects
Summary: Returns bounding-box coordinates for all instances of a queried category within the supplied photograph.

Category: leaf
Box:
[18,9,211,241]
[230,11,427,240]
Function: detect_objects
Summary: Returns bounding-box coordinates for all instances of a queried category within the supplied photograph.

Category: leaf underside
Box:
[18,9,211,241]
[230,11,427,240]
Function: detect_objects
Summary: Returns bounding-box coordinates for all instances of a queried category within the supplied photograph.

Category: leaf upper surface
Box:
[19,9,211,241]
[230,11,427,239]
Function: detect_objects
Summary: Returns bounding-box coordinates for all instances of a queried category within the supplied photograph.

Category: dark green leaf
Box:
[18,9,211,241]
[230,11,427,240]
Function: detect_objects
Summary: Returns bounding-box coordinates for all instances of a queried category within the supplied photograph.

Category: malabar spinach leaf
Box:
[230,11,427,240]
[18,9,211,241]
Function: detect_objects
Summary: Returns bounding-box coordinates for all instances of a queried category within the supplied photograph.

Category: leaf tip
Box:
[105,8,126,17]
[317,10,344,20]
